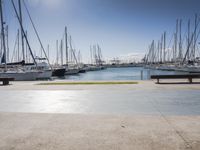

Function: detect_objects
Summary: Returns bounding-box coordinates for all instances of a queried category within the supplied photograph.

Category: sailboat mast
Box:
[163,32,166,63]
[56,40,58,65]
[11,0,37,65]
[17,29,20,61]
[157,41,160,63]
[90,45,93,64]
[65,26,68,66]
[174,19,178,62]
[152,41,155,63]
[6,25,9,62]
[47,44,49,61]
[25,31,28,62]
[160,34,163,63]
[193,14,198,61]
[69,36,79,67]
[0,0,7,70]
[179,19,182,60]
[60,39,63,65]
[18,0,25,61]
[187,19,190,60]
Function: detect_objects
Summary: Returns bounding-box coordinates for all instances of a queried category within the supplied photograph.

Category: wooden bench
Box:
[0,78,15,85]
[151,74,200,84]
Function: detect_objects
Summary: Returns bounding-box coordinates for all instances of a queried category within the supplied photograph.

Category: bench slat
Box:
[151,74,200,84]
[151,74,200,79]
[0,78,15,81]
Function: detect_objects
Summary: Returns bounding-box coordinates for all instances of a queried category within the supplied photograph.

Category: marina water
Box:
[60,67,184,81]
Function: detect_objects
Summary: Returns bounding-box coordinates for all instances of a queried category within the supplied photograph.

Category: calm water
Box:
[62,67,183,81]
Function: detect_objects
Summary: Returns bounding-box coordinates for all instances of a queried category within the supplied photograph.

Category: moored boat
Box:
[52,68,66,77]
[25,62,52,79]
[0,69,38,81]
[65,68,80,75]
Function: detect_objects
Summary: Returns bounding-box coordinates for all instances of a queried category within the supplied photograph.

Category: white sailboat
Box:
[0,0,38,81]
[62,27,80,75]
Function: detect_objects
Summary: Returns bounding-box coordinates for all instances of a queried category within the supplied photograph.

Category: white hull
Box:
[85,66,104,71]
[0,72,38,81]
[65,68,79,75]
[175,67,200,73]
[25,62,52,79]
[36,70,52,79]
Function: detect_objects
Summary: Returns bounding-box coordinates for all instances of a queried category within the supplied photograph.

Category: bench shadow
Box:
[156,82,200,85]
[0,84,13,86]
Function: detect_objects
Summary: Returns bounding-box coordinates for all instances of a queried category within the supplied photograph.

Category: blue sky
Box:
[3,0,200,63]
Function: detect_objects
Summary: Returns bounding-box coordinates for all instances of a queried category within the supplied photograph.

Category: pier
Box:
[0,0,200,149]
[0,81,200,149]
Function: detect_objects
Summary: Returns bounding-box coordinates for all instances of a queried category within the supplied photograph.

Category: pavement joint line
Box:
[149,98,193,149]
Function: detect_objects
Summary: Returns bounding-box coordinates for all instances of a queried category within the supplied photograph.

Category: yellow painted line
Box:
[37,81,138,85]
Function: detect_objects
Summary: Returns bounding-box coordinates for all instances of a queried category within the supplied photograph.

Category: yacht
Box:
[25,62,52,80]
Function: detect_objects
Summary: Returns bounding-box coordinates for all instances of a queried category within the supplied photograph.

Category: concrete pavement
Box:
[0,113,200,150]
[0,81,200,150]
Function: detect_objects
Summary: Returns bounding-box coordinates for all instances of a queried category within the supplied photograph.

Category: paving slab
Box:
[0,113,200,150]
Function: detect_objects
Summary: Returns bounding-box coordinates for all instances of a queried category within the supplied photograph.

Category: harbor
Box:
[0,0,200,150]
[0,0,200,80]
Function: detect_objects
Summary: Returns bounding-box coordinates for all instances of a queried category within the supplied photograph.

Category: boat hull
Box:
[0,72,38,81]
[52,68,66,77]
[36,70,52,80]
[78,69,86,73]
[85,66,105,71]
[65,68,79,75]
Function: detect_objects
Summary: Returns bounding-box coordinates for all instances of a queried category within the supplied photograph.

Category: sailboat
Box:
[84,44,106,71]
[62,27,80,75]
[52,40,66,77]
[24,57,52,79]
[20,0,52,79]
[52,27,83,76]
[0,0,39,81]
[0,0,54,80]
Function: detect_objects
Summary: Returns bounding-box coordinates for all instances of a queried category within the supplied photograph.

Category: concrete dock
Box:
[0,80,200,150]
